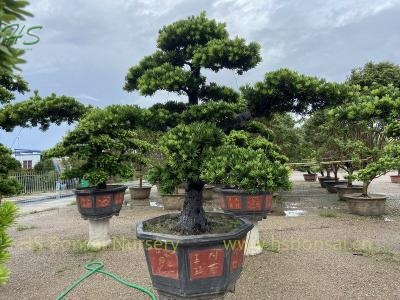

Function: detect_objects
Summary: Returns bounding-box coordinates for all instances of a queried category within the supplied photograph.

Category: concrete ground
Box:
[1,172,400,300]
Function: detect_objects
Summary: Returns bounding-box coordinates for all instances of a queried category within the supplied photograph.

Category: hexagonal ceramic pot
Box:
[75,185,127,220]
[217,189,272,220]
[136,212,253,299]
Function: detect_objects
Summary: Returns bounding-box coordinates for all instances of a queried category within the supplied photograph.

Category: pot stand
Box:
[88,217,112,249]
[244,216,263,256]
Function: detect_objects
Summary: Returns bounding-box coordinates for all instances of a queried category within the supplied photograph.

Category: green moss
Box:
[143,213,243,235]
[319,210,338,218]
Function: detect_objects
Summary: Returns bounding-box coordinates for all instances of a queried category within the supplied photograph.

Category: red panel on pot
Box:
[96,195,112,208]
[230,238,245,272]
[189,248,224,280]
[79,196,92,209]
[266,194,272,210]
[227,196,242,210]
[148,248,179,280]
[114,192,124,205]
[247,195,263,211]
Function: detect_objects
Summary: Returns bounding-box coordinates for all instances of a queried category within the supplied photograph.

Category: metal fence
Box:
[10,171,78,194]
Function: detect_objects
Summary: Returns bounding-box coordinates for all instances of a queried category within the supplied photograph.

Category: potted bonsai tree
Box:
[345,154,393,216]
[148,165,185,211]
[140,123,254,299]
[128,129,157,202]
[201,130,291,255]
[46,107,151,248]
[334,139,371,200]
[301,165,319,182]
[0,145,22,204]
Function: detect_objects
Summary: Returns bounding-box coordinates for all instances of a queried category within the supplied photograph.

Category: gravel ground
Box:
[1,172,400,300]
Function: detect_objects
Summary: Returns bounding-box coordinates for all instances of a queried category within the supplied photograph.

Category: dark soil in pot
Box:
[144,213,242,235]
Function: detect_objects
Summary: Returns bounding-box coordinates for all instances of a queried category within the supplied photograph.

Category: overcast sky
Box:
[1,0,400,150]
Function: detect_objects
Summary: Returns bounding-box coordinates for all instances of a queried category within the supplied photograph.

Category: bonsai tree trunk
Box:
[332,164,339,180]
[139,165,143,188]
[326,169,331,177]
[348,169,354,187]
[362,181,370,197]
[97,182,107,189]
[175,180,210,234]
[398,169,400,176]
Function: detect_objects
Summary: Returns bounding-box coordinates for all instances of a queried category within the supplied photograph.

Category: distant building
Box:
[12,149,42,169]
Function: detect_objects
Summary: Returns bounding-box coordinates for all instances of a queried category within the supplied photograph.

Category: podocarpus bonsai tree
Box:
[148,123,291,234]
[148,122,224,234]
[124,11,261,106]
[46,108,152,190]
[201,130,291,193]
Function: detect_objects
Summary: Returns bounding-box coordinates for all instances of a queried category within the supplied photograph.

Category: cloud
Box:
[74,94,102,102]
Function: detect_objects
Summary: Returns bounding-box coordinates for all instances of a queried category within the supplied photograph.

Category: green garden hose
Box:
[56,260,157,300]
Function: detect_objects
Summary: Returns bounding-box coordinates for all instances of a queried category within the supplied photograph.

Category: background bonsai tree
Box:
[0,0,86,284]
[347,61,400,88]
[46,107,152,189]
[0,145,22,201]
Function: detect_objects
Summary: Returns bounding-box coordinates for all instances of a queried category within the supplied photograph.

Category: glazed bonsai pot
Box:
[129,186,151,200]
[318,176,333,188]
[218,189,272,220]
[75,185,127,220]
[324,180,347,193]
[345,193,387,216]
[335,185,363,201]
[390,175,400,183]
[303,173,317,182]
[136,212,253,300]
[202,185,215,201]
[176,184,185,194]
[162,194,185,210]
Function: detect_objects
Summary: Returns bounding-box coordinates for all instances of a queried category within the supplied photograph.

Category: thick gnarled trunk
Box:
[175,180,210,235]
[362,181,370,196]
